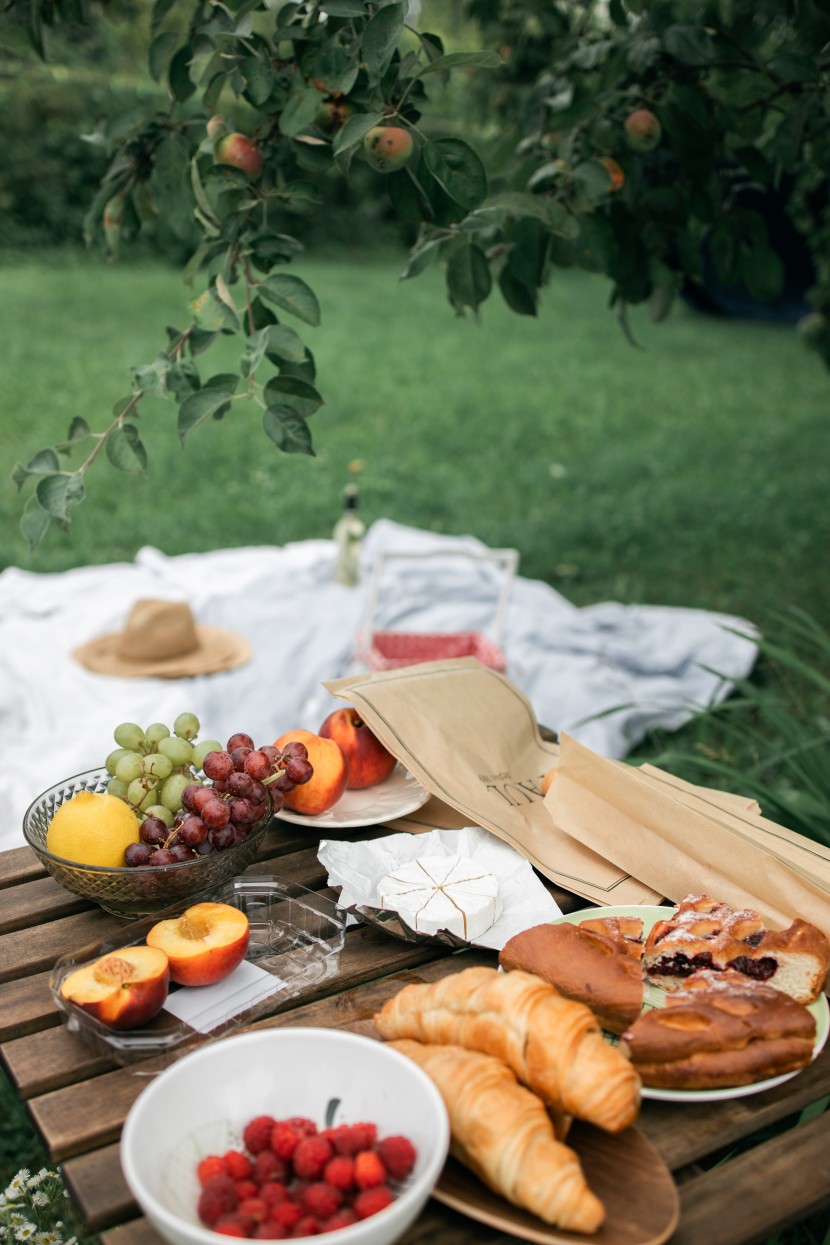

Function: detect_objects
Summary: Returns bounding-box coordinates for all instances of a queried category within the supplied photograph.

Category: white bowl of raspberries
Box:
[120,1027,450,1245]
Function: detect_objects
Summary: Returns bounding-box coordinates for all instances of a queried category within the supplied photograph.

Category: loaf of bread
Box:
[642,894,830,1004]
[374,965,640,1133]
[389,1039,605,1234]
[621,968,817,1089]
[499,921,644,1036]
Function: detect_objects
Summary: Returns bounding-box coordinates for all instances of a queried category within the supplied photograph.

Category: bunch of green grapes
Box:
[104,712,221,827]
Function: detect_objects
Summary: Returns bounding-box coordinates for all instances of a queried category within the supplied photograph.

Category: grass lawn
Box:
[2,248,829,639]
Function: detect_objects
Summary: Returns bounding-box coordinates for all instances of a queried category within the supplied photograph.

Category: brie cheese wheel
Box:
[377,854,502,941]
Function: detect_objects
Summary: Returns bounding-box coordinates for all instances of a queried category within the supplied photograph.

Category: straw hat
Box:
[73,599,252,679]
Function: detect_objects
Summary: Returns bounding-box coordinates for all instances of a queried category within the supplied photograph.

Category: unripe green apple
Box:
[214,132,263,180]
[362,126,414,173]
[624,108,662,153]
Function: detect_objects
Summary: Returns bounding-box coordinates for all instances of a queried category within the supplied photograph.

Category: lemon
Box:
[46,790,141,868]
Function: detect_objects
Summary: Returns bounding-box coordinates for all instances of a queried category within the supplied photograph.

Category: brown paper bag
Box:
[548,732,830,940]
[325,659,662,905]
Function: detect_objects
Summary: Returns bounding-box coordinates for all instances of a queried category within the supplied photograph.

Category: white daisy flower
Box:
[30,1195,48,1209]
[14,1222,36,1240]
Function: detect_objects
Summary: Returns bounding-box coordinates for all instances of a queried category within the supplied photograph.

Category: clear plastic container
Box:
[50,875,346,1072]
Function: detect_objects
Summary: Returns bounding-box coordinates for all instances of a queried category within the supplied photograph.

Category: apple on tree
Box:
[362,126,414,174]
[624,108,662,153]
[146,901,250,986]
[60,946,170,1030]
[318,708,397,790]
[208,115,263,180]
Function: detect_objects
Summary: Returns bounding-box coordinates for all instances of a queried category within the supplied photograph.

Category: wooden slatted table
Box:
[2,824,830,1245]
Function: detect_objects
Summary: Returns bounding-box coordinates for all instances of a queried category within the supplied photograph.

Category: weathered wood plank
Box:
[0,875,91,934]
[638,1043,830,1170]
[0,845,46,888]
[670,1108,830,1245]
[0,969,60,1043]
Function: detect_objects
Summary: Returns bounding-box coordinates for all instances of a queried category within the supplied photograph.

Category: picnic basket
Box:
[355,546,518,673]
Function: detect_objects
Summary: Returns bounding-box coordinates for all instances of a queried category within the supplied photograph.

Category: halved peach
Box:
[60,946,170,1030]
[146,901,249,986]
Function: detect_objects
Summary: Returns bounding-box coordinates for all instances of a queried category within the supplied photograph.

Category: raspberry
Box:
[243,1115,278,1154]
[302,1183,342,1219]
[254,1151,288,1185]
[224,1149,254,1180]
[292,1136,333,1180]
[198,1174,238,1226]
[271,1122,303,1162]
[354,1150,387,1190]
[353,1185,394,1220]
[214,1215,249,1237]
[321,1208,358,1232]
[286,1117,318,1138]
[290,1216,321,1237]
[254,1224,287,1240]
[197,1155,228,1185]
[322,1156,354,1191]
[260,1181,290,1207]
[238,1197,269,1223]
[271,1202,303,1231]
[330,1123,377,1156]
[376,1134,417,1180]
[235,1179,259,1201]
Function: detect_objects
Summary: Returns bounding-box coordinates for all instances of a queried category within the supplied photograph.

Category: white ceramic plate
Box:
[551,904,830,1103]
[275,762,431,829]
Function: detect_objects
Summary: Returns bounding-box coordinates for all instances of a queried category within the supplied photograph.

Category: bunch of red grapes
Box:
[124,733,313,868]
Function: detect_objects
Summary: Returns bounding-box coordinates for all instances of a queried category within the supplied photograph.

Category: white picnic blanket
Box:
[0,519,758,851]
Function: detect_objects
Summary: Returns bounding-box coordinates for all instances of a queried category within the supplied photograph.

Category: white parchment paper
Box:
[318,825,562,951]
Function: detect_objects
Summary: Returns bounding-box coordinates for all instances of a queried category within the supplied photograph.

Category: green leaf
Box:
[106,424,148,473]
[257,274,321,326]
[263,376,323,418]
[177,387,235,442]
[20,495,51,551]
[663,24,715,65]
[241,55,276,106]
[35,472,85,522]
[572,159,615,206]
[498,269,537,316]
[131,354,172,397]
[324,1096,342,1128]
[387,168,429,224]
[446,242,492,314]
[400,236,445,280]
[362,2,405,83]
[168,44,196,101]
[67,416,91,443]
[262,406,315,454]
[149,31,178,82]
[189,288,240,332]
[332,111,384,158]
[769,51,820,84]
[423,138,487,212]
[416,50,502,77]
[320,0,366,14]
[262,324,308,364]
[14,449,61,486]
[280,86,322,138]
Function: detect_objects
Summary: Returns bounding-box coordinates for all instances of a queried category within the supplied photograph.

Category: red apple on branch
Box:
[318,708,397,789]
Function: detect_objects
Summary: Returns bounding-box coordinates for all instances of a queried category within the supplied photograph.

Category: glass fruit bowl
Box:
[23,769,273,918]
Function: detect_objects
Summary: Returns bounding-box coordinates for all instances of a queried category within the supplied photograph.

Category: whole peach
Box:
[273,729,349,815]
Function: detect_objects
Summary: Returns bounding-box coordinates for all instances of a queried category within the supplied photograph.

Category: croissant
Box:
[390,1038,605,1234]
[374,965,640,1133]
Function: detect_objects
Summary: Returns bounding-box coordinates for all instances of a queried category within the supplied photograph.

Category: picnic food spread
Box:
[377,854,502,941]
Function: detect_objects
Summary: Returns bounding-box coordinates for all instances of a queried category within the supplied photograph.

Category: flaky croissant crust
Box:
[374,965,640,1133]
[389,1038,605,1234]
